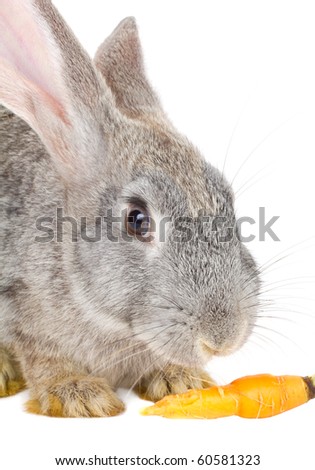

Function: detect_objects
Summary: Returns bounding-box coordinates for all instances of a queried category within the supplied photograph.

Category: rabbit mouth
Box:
[199,340,217,357]
[197,340,236,362]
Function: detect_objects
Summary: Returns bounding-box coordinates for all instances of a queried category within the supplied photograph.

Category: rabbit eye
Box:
[126,205,152,240]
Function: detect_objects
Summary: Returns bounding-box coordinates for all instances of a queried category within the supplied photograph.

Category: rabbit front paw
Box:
[135,365,215,402]
[0,348,26,398]
[26,376,125,417]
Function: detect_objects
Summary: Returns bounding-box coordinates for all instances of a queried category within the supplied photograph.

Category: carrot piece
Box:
[141,373,315,419]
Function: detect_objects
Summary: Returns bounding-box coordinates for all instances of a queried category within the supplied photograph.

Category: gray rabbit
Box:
[0,0,259,416]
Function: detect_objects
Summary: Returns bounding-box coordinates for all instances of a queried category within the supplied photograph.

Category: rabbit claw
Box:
[135,365,215,402]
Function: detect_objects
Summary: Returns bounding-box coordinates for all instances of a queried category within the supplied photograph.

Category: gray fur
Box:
[0,0,259,415]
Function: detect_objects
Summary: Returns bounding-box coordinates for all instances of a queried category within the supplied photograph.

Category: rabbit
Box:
[0,0,260,417]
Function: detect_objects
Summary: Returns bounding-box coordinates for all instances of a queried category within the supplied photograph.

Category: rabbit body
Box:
[0,0,259,416]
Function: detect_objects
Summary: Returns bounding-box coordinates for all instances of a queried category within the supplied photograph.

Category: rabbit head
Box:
[0,0,260,373]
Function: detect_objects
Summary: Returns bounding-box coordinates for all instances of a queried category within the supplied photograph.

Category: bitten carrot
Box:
[141,373,315,419]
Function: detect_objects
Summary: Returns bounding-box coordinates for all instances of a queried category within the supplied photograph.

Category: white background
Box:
[2,1,315,469]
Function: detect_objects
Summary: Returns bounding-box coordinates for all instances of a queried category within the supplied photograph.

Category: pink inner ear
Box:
[0,0,99,181]
[0,0,64,106]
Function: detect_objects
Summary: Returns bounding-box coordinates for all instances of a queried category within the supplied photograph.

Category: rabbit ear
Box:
[94,17,162,119]
[0,0,109,184]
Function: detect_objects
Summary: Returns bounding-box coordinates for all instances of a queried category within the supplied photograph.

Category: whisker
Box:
[257,306,315,321]
[238,237,315,299]
[91,322,178,376]
[222,97,251,175]
[258,237,315,275]
[249,330,284,354]
[91,322,173,353]
[244,336,269,352]
[252,324,305,354]
[259,275,315,287]
[254,314,301,325]
[235,167,272,200]
[92,345,151,377]
[260,294,315,304]
[158,294,184,311]
[231,115,295,185]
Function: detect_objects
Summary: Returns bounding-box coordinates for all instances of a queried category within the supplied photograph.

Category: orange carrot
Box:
[141,373,315,419]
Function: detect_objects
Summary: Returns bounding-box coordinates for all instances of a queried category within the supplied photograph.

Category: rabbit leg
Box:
[135,365,215,402]
[0,347,26,397]
[20,355,125,418]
